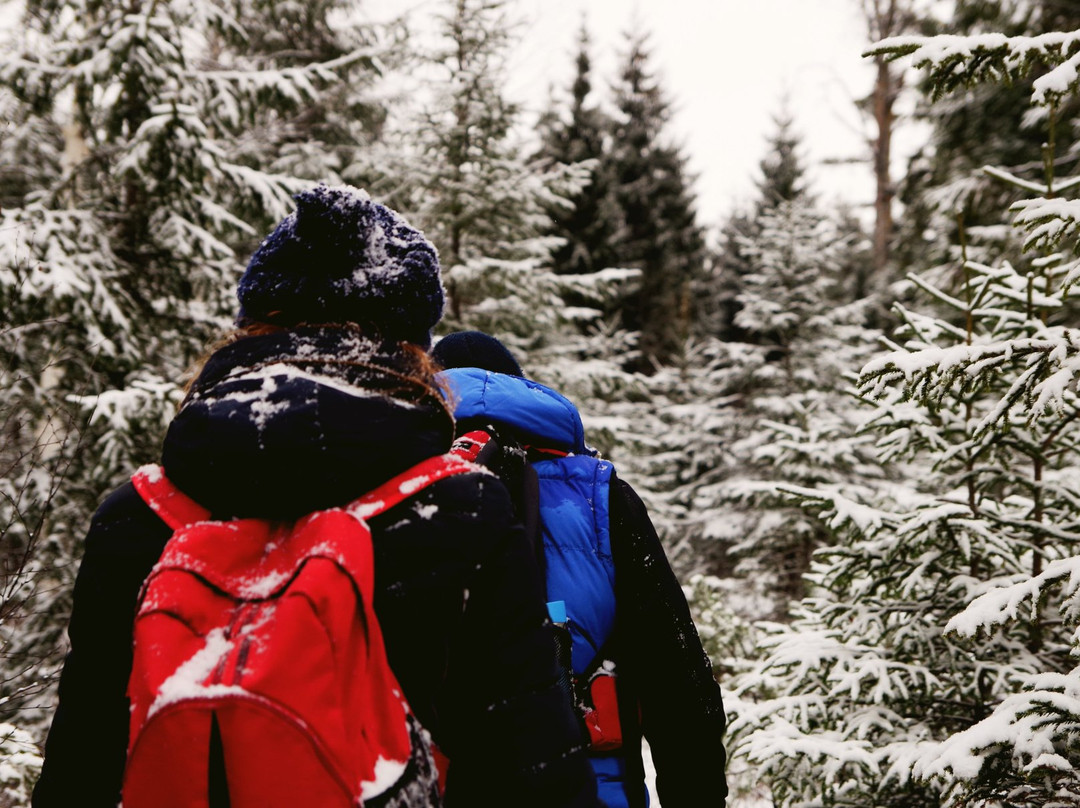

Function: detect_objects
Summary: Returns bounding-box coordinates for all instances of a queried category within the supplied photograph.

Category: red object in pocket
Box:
[583,671,622,752]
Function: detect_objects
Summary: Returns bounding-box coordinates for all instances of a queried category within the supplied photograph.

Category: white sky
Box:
[503,0,892,226]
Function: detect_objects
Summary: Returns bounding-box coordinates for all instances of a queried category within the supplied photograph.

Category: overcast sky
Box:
[503,0,892,225]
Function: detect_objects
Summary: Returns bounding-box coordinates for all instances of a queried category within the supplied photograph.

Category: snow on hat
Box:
[236,184,443,347]
[432,330,525,377]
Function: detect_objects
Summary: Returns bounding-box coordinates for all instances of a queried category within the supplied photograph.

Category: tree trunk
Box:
[861,0,914,283]
[872,54,896,278]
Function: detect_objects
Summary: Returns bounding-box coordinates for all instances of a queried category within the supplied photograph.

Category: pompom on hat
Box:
[237,184,444,347]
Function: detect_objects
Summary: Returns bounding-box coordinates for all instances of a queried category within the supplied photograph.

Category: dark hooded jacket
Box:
[32,327,598,808]
[438,367,728,808]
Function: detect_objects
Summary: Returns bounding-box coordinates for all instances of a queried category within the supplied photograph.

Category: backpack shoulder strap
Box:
[131,464,211,530]
[346,452,483,522]
[452,428,544,574]
[521,462,543,577]
[132,454,479,531]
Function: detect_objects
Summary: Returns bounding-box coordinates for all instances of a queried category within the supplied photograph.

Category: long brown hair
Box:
[181,322,450,410]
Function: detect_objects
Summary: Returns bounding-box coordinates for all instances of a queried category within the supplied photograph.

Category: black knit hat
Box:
[432,331,524,377]
[237,184,443,347]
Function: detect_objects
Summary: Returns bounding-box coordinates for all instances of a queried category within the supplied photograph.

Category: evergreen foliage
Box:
[351,0,648,411]
[358,0,593,350]
[717,197,881,611]
[649,120,879,619]
[606,29,705,370]
[711,111,811,343]
[895,0,1080,274]
[755,111,810,212]
[730,26,1080,807]
[213,0,396,226]
[534,23,620,277]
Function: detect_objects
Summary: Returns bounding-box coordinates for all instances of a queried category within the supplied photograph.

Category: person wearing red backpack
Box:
[32,186,600,808]
[432,331,729,808]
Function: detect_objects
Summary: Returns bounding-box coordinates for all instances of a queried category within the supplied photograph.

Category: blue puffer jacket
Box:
[441,368,617,666]
[440,368,664,808]
[439,366,729,808]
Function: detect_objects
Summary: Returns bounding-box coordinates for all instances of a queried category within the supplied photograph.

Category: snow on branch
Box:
[738,715,878,773]
[774,484,896,537]
[859,330,1080,427]
[946,555,1080,637]
[219,164,307,222]
[71,373,182,434]
[0,206,132,350]
[867,31,1080,105]
[911,671,1080,785]
[157,213,233,261]
[1011,197,1080,252]
[985,165,1080,196]
[196,196,257,237]
[191,47,381,113]
[982,165,1053,195]
[0,723,42,807]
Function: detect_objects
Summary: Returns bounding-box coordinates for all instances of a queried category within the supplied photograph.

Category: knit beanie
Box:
[432,331,525,377]
[236,184,443,347]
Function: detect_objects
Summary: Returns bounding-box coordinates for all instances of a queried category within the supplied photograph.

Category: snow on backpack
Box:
[123,452,477,808]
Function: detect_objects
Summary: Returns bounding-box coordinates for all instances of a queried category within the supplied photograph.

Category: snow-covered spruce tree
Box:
[353,0,646,399]
[217,0,399,209]
[735,200,852,359]
[894,0,1080,276]
[642,119,879,610]
[729,29,1080,808]
[721,197,882,609]
[656,116,827,585]
[357,0,587,348]
[710,110,812,343]
[873,29,1080,807]
[606,27,706,370]
[533,22,620,278]
[0,0,386,734]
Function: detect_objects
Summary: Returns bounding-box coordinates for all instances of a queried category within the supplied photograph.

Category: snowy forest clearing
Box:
[6,0,1080,806]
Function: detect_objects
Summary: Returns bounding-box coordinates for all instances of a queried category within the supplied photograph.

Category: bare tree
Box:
[0,322,86,725]
[860,0,919,278]
[0,317,86,802]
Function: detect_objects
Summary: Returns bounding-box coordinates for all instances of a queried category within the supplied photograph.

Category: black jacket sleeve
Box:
[32,483,172,808]
[609,475,728,808]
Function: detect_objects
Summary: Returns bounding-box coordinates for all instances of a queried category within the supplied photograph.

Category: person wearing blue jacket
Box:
[433,331,728,808]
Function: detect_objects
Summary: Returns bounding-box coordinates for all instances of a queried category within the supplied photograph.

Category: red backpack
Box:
[123,453,477,808]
